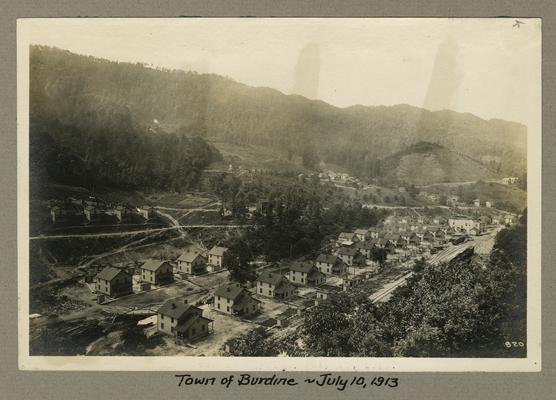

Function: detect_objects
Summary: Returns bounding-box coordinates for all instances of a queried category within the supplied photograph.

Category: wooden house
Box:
[355,240,376,259]
[288,262,326,286]
[337,232,359,246]
[255,271,296,299]
[137,206,156,220]
[315,254,347,275]
[354,229,369,242]
[176,249,207,275]
[157,299,213,341]
[95,266,133,299]
[140,259,174,285]
[337,247,363,266]
[213,282,260,316]
[367,228,380,239]
[207,246,228,272]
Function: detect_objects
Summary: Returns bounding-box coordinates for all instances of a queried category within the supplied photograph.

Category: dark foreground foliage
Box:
[302,211,527,357]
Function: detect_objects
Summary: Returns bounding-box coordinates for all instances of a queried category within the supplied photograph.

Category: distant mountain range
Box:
[29,45,527,187]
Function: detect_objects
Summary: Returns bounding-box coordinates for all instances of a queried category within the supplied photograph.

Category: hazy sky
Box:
[21,18,541,128]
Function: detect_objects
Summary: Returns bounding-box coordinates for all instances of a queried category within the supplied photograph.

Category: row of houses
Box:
[94,245,229,299]
[336,227,449,252]
[151,211,520,342]
[50,198,157,224]
[99,252,367,343]
[176,246,228,275]
[139,211,519,344]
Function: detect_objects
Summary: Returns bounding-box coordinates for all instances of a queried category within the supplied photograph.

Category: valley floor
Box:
[28,187,504,357]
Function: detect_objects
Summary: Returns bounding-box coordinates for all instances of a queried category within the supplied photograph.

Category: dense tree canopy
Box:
[30,112,219,195]
[243,183,380,261]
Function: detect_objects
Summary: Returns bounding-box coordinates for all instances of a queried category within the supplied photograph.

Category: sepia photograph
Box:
[17,17,541,371]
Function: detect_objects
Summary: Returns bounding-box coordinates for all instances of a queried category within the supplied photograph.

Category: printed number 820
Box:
[504,341,525,348]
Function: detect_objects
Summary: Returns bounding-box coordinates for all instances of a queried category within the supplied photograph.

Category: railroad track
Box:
[370,272,413,303]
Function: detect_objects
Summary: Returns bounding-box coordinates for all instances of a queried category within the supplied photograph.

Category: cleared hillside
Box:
[380,142,500,185]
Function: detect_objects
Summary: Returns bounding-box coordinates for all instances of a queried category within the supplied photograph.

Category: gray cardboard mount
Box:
[1,1,555,399]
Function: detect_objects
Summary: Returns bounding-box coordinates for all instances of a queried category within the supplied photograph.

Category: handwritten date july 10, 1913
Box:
[176,373,399,390]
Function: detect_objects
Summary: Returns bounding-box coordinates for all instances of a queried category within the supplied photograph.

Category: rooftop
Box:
[355,241,375,250]
[177,250,206,263]
[175,315,213,333]
[141,259,168,272]
[209,246,228,256]
[257,271,286,286]
[289,261,315,273]
[214,282,244,300]
[158,299,194,320]
[316,254,339,264]
[233,292,260,310]
[96,266,126,281]
[338,247,359,256]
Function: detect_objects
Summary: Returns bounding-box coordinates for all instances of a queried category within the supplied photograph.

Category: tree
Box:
[118,327,148,354]
[412,257,426,273]
[303,292,358,356]
[229,328,278,356]
[223,240,256,283]
[371,247,388,266]
[231,192,248,221]
[391,324,447,357]
[348,302,388,356]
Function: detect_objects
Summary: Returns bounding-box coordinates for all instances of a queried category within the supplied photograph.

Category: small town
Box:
[29,177,522,356]
[27,39,528,359]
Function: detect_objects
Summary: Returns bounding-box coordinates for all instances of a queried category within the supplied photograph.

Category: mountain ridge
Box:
[30,45,527,181]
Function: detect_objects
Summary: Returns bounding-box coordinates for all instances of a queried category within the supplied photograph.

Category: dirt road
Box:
[30,224,252,240]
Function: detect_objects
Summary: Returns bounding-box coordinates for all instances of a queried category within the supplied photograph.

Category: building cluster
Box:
[92,244,233,343]
[89,208,517,346]
[94,245,228,300]
[49,196,156,224]
[318,170,362,187]
[416,191,499,208]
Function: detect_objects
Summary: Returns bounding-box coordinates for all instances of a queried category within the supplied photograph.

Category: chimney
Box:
[171,303,176,309]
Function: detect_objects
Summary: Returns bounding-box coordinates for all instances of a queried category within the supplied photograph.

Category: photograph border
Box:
[16,17,542,372]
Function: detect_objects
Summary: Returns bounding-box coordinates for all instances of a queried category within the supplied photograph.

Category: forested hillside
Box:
[30,119,219,195]
[30,45,527,181]
[30,48,221,194]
